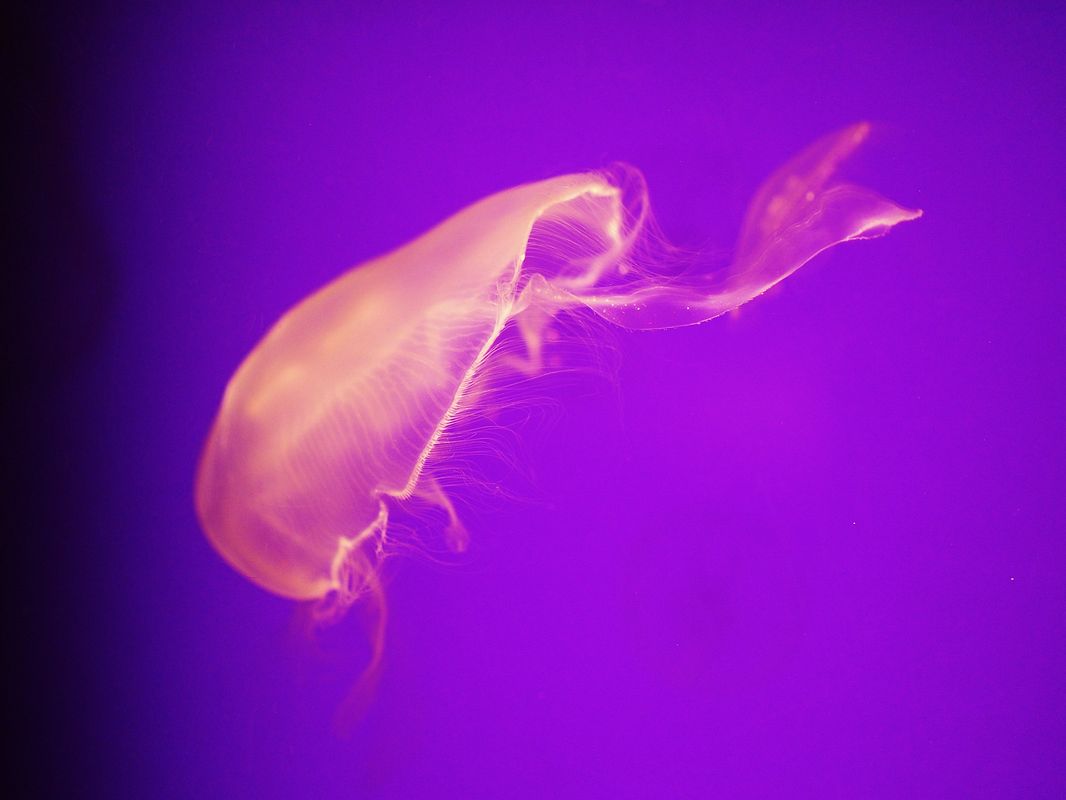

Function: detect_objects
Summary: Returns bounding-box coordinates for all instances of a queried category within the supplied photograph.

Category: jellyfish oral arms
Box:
[194,122,920,713]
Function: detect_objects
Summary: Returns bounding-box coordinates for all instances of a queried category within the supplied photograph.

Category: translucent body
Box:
[194,123,920,717]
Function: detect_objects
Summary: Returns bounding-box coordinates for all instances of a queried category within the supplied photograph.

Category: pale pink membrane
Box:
[194,123,920,722]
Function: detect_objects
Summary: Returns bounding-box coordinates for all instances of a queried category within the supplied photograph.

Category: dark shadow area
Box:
[8,2,115,797]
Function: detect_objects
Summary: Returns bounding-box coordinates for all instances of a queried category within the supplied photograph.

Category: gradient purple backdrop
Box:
[55,1,1064,797]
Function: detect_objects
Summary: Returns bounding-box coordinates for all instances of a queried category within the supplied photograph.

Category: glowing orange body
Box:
[194,125,919,719]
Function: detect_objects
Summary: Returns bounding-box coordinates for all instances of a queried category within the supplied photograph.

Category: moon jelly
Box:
[195,123,920,719]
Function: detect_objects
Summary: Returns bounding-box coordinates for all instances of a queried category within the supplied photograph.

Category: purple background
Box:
[28,1,1065,797]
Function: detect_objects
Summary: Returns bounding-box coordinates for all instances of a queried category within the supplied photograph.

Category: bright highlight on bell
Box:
[194,123,920,721]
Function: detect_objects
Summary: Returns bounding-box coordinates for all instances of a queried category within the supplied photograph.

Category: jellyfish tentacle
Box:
[312,500,388,627]
[553,124,921,331]
[331,544,387,736]
[410,474,469,553]
[496,292,557,376]
[736,121,872,258]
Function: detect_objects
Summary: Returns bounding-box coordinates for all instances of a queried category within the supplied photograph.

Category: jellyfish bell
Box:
[194,173,627,601]
[194,122,921,724]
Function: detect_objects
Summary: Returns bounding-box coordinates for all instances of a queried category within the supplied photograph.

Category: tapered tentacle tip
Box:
[446,524,470,553]
[331,661,383,738]
[858,198,924,239]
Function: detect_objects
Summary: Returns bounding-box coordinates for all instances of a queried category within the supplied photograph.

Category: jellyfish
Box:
[194,123,920,723]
